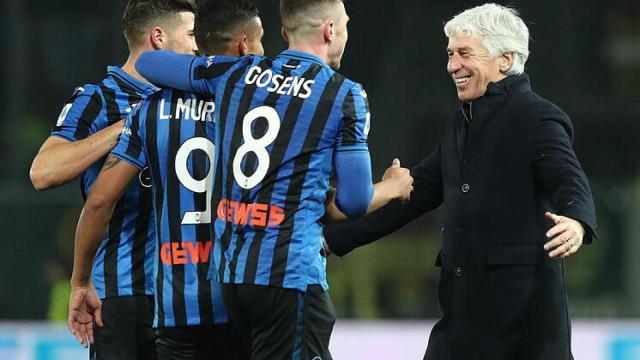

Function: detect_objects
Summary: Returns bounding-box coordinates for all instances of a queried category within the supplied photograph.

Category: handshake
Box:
[324,158,414,222]
[380,158,414,203]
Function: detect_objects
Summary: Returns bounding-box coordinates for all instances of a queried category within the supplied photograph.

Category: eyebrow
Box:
[446,46,472,52]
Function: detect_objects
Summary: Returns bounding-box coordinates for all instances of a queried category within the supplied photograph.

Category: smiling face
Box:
[447,35,507,102]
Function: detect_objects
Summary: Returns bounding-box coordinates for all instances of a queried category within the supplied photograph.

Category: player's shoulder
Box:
[65,83,102,101]
[328,71,366,96]
[199,53,259,68]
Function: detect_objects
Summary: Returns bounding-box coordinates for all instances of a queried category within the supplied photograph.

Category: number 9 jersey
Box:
[110,89,227,328]
[190,50,372,292]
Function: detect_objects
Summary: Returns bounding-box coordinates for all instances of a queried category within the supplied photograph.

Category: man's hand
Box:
[543,212,585,259]
[68,285,103,348]
[381,158,414,202]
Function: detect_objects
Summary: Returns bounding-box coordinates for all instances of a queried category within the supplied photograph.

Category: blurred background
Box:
[1,0,640,358]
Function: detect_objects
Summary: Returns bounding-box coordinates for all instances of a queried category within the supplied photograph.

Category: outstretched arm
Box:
[136,50,196,92]
[324,148,443,257]
[325,158,413,222]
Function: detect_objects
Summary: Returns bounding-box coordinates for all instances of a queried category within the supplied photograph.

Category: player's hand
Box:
[382,159,413,202]
[68,285,103,348]
[543,212,585,259]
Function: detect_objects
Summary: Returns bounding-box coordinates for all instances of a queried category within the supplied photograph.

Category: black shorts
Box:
[221,284,336,360]
[90,295,155,360]
[155,324,249,360]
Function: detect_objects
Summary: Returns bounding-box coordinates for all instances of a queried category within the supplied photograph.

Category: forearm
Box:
[30,121,123,190]
[70,202,115,287]
[136,51,195,92]
[325,180,402,222]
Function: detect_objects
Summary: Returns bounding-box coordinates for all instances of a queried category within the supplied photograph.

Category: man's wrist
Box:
[70,275,91,288]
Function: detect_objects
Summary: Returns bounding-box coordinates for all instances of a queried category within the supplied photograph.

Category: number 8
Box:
[233,106,281,189]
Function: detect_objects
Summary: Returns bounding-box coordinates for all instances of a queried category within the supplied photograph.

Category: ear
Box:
[149,27,166,50]
[323,21,335,43]
[238,35,249,56]
[281,26,289,43]
[500,52,515,73]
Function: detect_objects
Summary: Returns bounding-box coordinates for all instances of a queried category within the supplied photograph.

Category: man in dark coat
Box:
[323,4,596,360]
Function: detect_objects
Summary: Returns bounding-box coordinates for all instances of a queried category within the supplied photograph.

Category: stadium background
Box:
[1,0,640,358]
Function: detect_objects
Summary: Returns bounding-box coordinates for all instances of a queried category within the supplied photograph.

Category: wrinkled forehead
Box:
[447,35,487,52]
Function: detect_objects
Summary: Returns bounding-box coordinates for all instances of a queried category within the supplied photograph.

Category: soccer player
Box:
[30,1,198,359]
[69,1,263,359]
[135,0,414,358]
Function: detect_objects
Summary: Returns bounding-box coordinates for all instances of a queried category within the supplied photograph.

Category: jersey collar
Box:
[278,50,330,69]
[107,65,157,96]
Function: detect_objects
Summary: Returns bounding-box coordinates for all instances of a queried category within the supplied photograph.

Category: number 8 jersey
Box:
[110,88,227,328]
[191,50,371,292]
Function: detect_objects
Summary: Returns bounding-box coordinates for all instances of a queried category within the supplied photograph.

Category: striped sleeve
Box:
[336,82,370,151]
[190,55,243,95]
[51,85,103,141]
[110,102,148,169]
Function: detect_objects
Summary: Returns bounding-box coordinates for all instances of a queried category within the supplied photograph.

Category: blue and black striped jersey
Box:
[188,50,371,292]
[51,66,157,299]
[111,88,227,328]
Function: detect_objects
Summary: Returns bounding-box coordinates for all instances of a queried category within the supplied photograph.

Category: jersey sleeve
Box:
[189,54,242,95]
[334,150,373,218]
[335,83,371,152]
[136,50,239,97]
[110,103,148,170]
[50,86,103,141]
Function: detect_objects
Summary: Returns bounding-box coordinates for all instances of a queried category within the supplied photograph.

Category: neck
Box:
[287,42,329,65]
[121,48,151,84]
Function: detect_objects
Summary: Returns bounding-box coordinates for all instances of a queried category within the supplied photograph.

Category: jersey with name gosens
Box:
[111,88,227,328]
[51,66,157,299]
[189,50,370,292]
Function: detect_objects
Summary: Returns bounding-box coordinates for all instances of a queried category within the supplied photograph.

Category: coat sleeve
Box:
[323,146,444,256]
[530,113,597,243]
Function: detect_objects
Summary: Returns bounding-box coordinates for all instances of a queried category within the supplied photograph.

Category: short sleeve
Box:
[110,103,148,170]
[190,55,244,95]
[336,83,370,152]
[51,86,103,141]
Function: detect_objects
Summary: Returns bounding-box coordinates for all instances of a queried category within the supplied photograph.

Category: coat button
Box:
[455,267,464,277]
[461,184,470,193]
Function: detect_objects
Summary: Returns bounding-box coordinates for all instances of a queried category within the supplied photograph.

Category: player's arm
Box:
[325,158,413,222]
[68,108,148,347]
[68,156,139,347]
[136,50,239,95]
[70,157,140,287]
[29,86,123,190]
[324,147,444,256]
[30,123,123,190]
[329,83,413,219]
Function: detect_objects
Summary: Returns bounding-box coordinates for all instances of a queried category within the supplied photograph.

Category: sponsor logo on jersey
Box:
[206,56,216,68]
[216,198,285,227]
[160,241,212,265]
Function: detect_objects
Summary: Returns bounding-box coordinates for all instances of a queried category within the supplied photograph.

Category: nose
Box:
[447,55,462,74]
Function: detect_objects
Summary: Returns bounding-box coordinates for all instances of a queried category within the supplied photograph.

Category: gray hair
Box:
[444,3,530,75]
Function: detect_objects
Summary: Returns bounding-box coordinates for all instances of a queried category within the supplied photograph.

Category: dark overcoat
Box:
[324,74,597,360]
